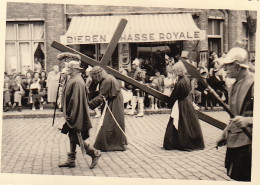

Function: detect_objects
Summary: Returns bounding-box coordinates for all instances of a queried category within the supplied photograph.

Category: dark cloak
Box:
[89,74,127,151]
[163,75,205,151]
[61,74,92,140]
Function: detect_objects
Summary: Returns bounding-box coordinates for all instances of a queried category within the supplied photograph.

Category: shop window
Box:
[134,42,182,75]
[5,21,45,75]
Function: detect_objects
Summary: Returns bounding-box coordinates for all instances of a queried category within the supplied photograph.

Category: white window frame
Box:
[208,19,224,54]
[5,21,46,73]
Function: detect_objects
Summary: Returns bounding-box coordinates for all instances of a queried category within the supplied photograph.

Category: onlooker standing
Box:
[163,71,175,96]
[34,58,42,73]
[126,58,142,115]
[141,58,152,76]
[3,75,12,112]
[40,71,47,104]
[134,70,146,117]
[154,70,164,108]
[217,47,254,181]
[47,65,61,105]
[149,77,160,110]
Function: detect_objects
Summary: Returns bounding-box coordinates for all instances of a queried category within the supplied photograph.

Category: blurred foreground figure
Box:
[217,47,254,181]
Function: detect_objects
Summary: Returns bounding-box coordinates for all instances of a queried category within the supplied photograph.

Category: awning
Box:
[60,13,206,45]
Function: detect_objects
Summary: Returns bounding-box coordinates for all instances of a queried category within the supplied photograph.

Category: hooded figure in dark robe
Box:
[89,66,127,151]
[58,59,101,169]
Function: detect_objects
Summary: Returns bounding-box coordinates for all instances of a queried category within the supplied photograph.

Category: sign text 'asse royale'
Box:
[61,31,205,44]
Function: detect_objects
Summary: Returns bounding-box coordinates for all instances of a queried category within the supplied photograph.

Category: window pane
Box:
[6,23,16,40]
[19,42,32,71]
[5,43,17,74]
[32,22,44,39]
[213,20,221,35]
[208,20,213,35]
[33,42,45,71]
[18,23,30,40]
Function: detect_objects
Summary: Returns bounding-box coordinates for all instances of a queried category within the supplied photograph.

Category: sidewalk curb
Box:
[2,107,224,119]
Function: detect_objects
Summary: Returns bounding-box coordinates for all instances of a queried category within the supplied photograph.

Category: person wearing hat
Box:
[216,47,254,181]
[59,60,101,169]
[89,66,127,151]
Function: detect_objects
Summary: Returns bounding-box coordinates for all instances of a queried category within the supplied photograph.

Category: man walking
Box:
[217,47,254,181]
[89,66,127,151]
[59,60,101,169]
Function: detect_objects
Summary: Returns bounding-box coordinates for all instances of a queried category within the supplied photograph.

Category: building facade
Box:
[5,2,257,75]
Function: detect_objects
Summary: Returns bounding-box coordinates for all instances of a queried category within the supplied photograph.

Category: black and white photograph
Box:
[0,0,259,185]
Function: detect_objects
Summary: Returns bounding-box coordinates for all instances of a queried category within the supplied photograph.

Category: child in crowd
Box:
[149,77,160,110]
[30,77,43,110]
[134,70,146,117]
[127,70,146,117]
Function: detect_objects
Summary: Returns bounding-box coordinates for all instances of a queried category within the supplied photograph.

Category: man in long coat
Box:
[88,66,127,151]
[217,47,254,181]
[59,60,101,169]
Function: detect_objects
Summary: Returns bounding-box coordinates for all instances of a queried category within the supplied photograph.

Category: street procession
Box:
[1,1,257,183]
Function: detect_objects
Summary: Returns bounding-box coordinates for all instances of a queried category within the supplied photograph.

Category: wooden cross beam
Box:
[51,19,227,130]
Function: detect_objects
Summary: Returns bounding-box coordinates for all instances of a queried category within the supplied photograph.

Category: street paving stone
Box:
[1,111,233,181]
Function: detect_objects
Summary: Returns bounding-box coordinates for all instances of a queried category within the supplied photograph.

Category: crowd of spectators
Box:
[3,50,255,114]
[3,64,60,112]
[119,50,255,115]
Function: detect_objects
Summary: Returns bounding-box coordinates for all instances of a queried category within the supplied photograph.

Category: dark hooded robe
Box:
[163,75,205,151]
[61,73,92,144]
[225,72,254,181]
[89,74,127,151]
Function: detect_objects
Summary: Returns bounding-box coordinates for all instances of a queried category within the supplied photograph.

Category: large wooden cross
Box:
[51,18,226,130]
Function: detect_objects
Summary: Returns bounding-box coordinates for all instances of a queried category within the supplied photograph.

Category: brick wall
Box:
[6,3,257,71]
[65,4,199,14]
[6,2,44,19]
[208,9,225,18]
[44,4,66,73]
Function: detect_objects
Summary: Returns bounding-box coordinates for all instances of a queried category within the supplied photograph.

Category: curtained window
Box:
[5,21,45,75]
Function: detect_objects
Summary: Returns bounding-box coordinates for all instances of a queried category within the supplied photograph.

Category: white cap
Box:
[223,47,249,68]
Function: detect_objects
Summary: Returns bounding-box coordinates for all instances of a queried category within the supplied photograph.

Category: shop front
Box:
[60,13,206,74]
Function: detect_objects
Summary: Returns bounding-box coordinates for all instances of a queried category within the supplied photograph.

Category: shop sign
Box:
[60,31,206,45]
[118,43,131,71]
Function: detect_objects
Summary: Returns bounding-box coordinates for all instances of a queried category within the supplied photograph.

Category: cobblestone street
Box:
[1,111,232,181]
